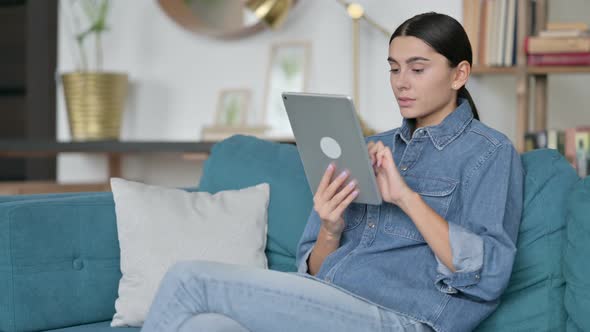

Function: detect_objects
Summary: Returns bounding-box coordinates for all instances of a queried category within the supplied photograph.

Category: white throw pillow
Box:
[109,178,269,327]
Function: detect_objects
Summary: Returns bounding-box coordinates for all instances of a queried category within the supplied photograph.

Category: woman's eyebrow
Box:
[387,56,431,64]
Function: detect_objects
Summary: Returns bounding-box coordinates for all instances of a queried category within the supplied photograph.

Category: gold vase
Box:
[62,72,128,141]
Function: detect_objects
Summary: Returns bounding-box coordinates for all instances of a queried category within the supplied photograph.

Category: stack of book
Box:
[525,127,590,178]
[463,0,518,67]
[526,22,590,66]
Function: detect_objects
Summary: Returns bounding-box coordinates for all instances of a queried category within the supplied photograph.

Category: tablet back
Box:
[283,92,382,205]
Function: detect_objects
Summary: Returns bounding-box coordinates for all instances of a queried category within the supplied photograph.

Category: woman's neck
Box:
[415,98,458,129]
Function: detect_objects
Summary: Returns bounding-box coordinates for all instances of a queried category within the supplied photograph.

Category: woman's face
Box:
[388,36,458,128]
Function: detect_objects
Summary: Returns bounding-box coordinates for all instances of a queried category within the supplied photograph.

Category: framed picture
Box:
[215,89,251,127]
[263,41,311,137]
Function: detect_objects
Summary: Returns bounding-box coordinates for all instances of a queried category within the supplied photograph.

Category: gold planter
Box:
[62,72,128,141]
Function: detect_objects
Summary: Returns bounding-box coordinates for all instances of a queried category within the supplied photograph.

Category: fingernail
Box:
[339,170,348,178]
[348,180,356,188]
[352,190,359,197]
[327,163,334,171]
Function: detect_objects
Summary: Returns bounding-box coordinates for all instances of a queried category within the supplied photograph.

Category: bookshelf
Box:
[466,0,590,152]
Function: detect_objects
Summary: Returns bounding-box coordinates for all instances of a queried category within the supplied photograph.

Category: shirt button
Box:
[368,223,375,228]
[400,165,408,171]
[475,274,480,279]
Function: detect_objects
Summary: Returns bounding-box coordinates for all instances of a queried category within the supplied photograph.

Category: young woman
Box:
[141,12,524,332]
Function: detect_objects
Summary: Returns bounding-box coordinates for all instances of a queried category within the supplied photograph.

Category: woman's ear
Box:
[451,60,471,90]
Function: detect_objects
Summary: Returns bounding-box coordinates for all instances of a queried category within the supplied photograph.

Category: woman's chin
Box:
[399,108,421,119]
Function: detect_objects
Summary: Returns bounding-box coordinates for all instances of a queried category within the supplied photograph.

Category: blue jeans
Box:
[141,261,434,332]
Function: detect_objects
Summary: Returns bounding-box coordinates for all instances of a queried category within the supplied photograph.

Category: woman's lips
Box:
[397,97,415,107]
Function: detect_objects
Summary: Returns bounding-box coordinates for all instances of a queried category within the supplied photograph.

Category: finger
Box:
[324,169,350,200]
[330,179,357,209]
[367,142,375,164]
[376,145,392,168]
[332,189,360,217]
[368,142,381,165]
[317,163,335,195]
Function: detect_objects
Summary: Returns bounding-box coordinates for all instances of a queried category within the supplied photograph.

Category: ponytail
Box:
[458,86,480,121]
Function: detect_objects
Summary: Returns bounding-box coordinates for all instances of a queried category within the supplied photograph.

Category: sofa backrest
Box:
[564,176,590,332]
[476,149,579,331]
[0,193,121,332]
[198,135,314,272]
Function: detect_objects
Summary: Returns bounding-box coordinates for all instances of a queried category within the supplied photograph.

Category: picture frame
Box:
[215,89,251,127]
[263,41,311,137]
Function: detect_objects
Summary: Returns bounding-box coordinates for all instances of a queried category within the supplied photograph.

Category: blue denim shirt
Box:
[295,99,524,332]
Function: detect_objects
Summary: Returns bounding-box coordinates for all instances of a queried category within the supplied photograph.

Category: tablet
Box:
[282,92,383,205]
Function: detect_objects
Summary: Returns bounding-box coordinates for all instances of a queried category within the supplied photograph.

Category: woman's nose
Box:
[394,71,410,90]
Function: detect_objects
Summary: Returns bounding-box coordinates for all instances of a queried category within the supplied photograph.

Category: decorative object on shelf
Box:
[336,0,392,136]
[263,41,310,138]
[157,0,298,40]
[200,125,271,141]
[215,89,251,127]
[202,88,271,141]
[61,0,128,141]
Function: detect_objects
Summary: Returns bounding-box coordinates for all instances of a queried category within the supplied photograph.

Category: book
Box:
[526,36,590,54]
[565,127,590,175]
[525,129,566,155]
[575,131,590,178]
[539,29,589,38]
[547,22,589,31]
[527,52,590,66]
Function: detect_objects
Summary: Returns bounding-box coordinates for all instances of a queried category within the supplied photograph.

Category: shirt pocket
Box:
[343,203,366,231]
[383,176,458,242]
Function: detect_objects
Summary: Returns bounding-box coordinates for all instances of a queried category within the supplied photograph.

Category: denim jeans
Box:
[141,261,434,332]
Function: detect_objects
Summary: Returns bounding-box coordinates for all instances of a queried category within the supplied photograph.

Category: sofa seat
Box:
[45,322,139,332]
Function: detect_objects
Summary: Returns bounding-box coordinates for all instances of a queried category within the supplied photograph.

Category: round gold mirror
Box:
[158,0,298,39]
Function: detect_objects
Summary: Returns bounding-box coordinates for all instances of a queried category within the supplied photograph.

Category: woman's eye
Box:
[389,68,399,74]
[412,68,424,73]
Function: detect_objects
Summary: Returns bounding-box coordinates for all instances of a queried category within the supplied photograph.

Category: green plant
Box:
[63,0,111,71]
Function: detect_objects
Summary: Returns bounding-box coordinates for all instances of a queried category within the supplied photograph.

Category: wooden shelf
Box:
[0,139,295,157]
[472,66,519,75]
[527,66,590,74]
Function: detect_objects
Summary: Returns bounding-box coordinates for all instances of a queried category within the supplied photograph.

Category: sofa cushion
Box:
[564,176,590,332]
[198,135,313,272]
[110,179,270,327]
[0,193,121,332]
[476,149,579,331]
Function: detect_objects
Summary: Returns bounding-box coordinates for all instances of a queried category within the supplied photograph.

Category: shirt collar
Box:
[395,98,474,150]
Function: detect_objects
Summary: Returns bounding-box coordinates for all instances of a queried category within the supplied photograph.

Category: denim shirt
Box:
[295,99,524,332]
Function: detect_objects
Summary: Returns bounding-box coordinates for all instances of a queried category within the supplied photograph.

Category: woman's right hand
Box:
[313,163,359,238]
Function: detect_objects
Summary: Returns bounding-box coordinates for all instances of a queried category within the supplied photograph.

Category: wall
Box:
[56,0,590,186]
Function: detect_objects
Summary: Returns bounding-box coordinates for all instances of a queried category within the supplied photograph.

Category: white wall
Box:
[56,0,590,186]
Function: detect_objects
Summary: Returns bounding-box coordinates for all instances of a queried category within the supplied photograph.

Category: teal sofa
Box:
[1,135,588,332]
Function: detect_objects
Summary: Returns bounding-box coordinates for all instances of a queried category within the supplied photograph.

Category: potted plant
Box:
[61,0,128,141]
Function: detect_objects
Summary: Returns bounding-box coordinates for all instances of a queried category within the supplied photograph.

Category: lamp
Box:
[337,1,392,136]
[245,0,294,29]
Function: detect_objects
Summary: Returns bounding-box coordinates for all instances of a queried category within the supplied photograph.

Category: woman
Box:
[141,12,524,332]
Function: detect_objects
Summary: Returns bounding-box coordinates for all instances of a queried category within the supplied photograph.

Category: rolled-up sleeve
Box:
[434,143,524,301]
[295,209,322,274]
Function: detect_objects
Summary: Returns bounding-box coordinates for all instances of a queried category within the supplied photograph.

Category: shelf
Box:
[0,139,295,157]
[527,66,590,74]
[471,66,518,75]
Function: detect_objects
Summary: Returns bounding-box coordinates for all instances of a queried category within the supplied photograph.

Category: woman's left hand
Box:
[367,141,414,206]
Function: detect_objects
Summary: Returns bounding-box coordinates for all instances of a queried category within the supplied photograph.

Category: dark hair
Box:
[389,12,480,121]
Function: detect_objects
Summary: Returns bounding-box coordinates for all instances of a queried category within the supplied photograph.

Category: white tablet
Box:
[282,92,383,205]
